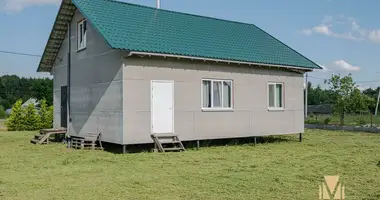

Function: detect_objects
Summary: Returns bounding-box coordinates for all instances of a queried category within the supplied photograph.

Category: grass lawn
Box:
[0,130,379,200]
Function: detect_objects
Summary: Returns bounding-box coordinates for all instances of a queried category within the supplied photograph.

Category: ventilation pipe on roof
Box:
[156,0,160,8]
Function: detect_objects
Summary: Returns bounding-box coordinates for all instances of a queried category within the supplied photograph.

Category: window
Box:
[202,79,233,109]
[77,20,87,50]
[268,83,284,109]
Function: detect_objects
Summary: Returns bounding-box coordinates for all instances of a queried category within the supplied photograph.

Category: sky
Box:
[0,0,379,88]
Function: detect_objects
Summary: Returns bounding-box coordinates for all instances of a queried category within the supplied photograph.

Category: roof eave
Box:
[37,0,76,72]
[126,51,316,72]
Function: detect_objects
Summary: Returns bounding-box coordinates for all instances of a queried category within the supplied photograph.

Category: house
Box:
[37,0,321,151]
[6,98,40,115]
[22,98,40,109]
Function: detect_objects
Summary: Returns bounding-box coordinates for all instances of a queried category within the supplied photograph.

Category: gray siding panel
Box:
[52,10,123,144]
[123,58,304,144]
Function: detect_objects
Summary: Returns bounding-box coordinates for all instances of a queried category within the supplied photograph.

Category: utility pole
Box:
[156,0,160,8]
[376,86,380,116]
[305,73,308,118]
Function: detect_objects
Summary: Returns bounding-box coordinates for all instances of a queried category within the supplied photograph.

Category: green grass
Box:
[0,130,380,200]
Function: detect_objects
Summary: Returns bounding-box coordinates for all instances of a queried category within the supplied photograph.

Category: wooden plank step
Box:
[40,128,67,134]
[152,133,178,138]
[30,139,47,144]
[163,147,184,151]
[160,140,181,144]
[34,135,44,140]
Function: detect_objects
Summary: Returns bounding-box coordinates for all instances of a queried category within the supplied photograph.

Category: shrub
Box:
[6,99,25,131]
[39,100,53,129]
[305,119,324,125]
[355,117,367,126]
[323,117,331,125]
[6,99,53,131]
[0,105,6,119]
[24,103,41,131]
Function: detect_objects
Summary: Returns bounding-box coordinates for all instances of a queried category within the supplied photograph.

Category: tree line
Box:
[0,75,53,110]
[308,76,379,111]
[308,74,378,125]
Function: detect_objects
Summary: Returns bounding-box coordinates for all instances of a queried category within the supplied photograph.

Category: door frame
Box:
[60,85,68,128]
[150,80,175,134]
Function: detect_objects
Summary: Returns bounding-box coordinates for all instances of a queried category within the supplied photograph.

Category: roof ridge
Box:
[102,0,259,27]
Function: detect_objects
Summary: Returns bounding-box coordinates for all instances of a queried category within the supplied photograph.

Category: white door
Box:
[151,80,174,134]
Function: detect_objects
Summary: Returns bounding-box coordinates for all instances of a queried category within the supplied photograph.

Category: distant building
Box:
[22,98,40,108]
[6,98,40,115]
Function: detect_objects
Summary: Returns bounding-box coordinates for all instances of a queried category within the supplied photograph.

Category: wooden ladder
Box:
[151,133,186,152]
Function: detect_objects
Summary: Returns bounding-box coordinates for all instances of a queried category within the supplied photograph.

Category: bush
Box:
[0,105,6,119]
[6,99,25,131]
[323,117,331,125]
[39,99,53,129]
[355,117,367,126]
[24,103,41,131]
[6,99,53,131]
[305,119,324,125]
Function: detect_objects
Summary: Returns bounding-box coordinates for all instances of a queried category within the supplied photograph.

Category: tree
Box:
[24,104,41,131]
[39,99,53,129]
[348,89,374,112]
[0,105,6,119]
[326,74,372,125]
[306,82,333,105]
[5,99,25,131]
[0,75,53,109]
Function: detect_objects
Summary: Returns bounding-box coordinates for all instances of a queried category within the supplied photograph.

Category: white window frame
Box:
[268,82,284,110]
[201,79,233,111]
[77,19,87,51]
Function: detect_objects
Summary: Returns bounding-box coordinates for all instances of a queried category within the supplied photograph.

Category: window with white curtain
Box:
[268,82,284,109]
[77,19,87,50]
[202,79,233,109]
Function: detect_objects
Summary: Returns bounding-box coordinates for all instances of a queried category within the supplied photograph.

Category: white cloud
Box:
[351,20,367,36]
[301,29,312,36]
[0,0,59,12]
[369,30,380,44]
[312,24,332,36]
[334,32,362,41]
[333,60,360,72]
[301,15,380,43]
[304,23,362,41]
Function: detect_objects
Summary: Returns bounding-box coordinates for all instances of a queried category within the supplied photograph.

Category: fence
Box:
[305,111,380,127]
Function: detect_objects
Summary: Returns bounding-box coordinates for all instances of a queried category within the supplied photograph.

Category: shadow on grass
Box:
[101,134,298,154]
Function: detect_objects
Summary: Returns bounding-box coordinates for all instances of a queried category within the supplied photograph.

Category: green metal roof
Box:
[39,0,321,72]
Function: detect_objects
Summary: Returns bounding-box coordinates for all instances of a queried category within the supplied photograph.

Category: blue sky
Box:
[0,0,379,88]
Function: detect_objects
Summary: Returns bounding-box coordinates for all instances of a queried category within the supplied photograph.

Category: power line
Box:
[0,50,41,58]
[308,76,327,81]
